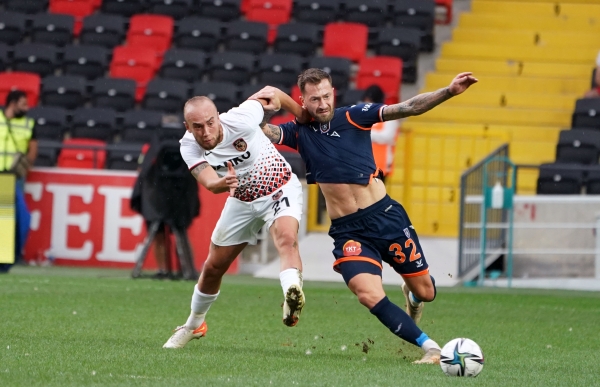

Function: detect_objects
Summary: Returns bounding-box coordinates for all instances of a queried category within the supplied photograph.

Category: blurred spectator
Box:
[583,51,600,98]
[362,85,400,183]
[0,90,37,273]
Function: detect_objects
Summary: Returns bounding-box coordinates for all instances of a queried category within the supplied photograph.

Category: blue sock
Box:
[411,293,422,304]
[369,296,424,347]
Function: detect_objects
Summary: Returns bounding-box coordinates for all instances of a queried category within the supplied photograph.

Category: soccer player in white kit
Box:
[163,95,305,348]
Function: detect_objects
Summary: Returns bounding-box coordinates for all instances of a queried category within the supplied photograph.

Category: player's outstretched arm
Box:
[382,72,478,121]
[249,86,308,123]
[261,123,282,143]
[190,162,238,195]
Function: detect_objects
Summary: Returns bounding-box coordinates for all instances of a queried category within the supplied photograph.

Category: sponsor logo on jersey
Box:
[362,103,373,112]
[211,151,251,170]
[403,227,411,238]
[343,240,362,256]
[205,151,213,156]
[415,259,423,268]
[272,190,283,200]
[233,138,247,152]
[330,131,340,137]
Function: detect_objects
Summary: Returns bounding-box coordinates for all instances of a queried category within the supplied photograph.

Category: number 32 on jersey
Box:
[389,239,421,264]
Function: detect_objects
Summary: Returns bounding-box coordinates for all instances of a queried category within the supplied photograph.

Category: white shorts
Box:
[211,174,303,246]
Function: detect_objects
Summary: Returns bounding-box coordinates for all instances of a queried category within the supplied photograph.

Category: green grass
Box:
[1,266,599,387]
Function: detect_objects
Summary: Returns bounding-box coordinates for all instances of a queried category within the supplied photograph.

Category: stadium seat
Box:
[41,75,87,110]
[159,49,207,82]
[356,56,402,104]
[0,11,27,45]
[109,45,158,101]
[343,0,387,27]
[198,0,241,22]
[142,78,189,114]
[240,83,290,101]
[34,139,62,167]
[572,98,600,129]
[91,77,136,112]
[293,0,340,25]
[225,20,269,55]
[274,22,320,57]
[31,13,75,47]
[0,43,9,72]
[57,138,107,169]
[49,0,95,36]
[106,143,143,170]
[80,14,127,48]
[270,112,294,126]
[63,44,109,80]
[0,71,41,106]
[536,163,583,194]
[392,0,435,52]
[245,0,293,43]
[586,166,600,194]
[375,27,421,84]
[556,129,600,165]
[208,51,256,85]
[28,106,68,141]
[101,0,146,17]
[308,57,353,92]
[148,0,193,19]
[120,109,164,143]
[13,43,59,78]
[5,0,47,14]
[435,0,452,25]
[257,53,304,88]
[323,22,368,62]
[126,14,174,56]
[71,107,117,141]
[338,88,366,107]
[175,17,222,52]
[192,81,239,113]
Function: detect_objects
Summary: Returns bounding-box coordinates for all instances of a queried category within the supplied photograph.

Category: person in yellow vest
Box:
[361,85,400,184]
[0,90,37,273]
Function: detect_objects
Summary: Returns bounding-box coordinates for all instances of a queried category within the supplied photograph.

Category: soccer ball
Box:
[440,338,484,377]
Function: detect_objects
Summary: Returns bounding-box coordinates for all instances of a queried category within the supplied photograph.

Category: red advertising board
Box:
[23,167,236,273]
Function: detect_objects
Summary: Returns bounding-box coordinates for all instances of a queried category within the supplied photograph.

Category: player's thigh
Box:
[331,236,384,285]
[211,197,264,246]
[261,174,304,229]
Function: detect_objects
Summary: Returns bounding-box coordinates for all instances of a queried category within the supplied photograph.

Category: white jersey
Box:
[180,100,293,202]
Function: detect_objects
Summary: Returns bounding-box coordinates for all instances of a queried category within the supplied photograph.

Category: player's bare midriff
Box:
[319,178,387,219]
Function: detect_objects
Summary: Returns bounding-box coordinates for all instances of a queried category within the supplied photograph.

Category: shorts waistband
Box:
[330,195,393,228]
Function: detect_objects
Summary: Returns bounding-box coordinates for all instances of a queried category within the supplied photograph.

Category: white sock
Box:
[279,268,302,295]
[421,339,441,352]
[184,285,219,330]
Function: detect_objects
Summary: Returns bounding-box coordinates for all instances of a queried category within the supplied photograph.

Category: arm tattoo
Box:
[262,124,282,143]
[382,87,454,121]
[190,163,209,181]
[260,109,277,127]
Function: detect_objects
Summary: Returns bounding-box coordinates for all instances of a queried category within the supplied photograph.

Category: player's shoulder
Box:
[180,131,204,150]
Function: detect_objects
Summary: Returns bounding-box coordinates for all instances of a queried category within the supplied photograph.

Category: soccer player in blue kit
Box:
[252,69,477,364]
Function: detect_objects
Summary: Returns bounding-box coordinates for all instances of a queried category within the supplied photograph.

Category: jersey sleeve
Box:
[277,120,299,150]
[179,132,207,170]
[345,103,386,130]
[227,99,264,128]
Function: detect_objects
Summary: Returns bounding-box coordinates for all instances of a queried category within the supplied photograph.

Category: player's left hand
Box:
[225,161,238,197]
[448,72,478,96]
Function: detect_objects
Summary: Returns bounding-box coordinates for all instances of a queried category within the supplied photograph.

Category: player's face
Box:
[301,79,335,123]
[184,102,223,150]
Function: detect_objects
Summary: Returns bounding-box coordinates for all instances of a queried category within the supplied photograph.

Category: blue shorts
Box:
[328,195,429,284]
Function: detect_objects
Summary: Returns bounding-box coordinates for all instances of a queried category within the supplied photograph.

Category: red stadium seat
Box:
[57,138,107,169]
[290,85,302,105]
[241,0,251,13]
[126,14,174,57]
[109,46,159,101]
[49,0,95,36]
[246,0,292,43]
[356,56,403,105]
[436,0,453,24]
[271,112,295,127]
[0,72,41,107]
[323,22,368,62]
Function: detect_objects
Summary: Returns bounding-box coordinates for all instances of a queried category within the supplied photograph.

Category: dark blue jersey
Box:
[278,103,386,184]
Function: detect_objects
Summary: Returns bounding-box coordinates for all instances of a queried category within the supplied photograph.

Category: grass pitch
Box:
[1,267,599,387]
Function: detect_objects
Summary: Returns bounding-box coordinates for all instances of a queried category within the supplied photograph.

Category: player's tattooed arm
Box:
[261,123,282,143]
[260,109,278,128]
[190,162,210,181]
[382,87,453,120]
[190,162,231,194]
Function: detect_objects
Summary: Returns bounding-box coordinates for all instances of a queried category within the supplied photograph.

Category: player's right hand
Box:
[249,86,281,112]
[225,161,238,197]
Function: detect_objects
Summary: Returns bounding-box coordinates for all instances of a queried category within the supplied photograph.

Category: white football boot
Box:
[162,321,207,348]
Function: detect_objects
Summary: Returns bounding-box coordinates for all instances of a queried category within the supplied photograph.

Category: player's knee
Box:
[355,289,385,309]
[202,260,227,278]
[414,284,436,302]
[274,229,297,250]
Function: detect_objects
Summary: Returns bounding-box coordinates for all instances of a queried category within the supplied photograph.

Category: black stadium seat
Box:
[91,78,136,112]
[274,23,320,57]
[225,20,269,55]
[556,129,600,165]
[536,163,584,195]
[121,109,164,143]
[209,51,256,85]
[586,166,600,194]
[80,14,127,48]
[71,107,118,141]
[28,106,69,141]
[308,56,352,92]
[338,88,366,107]
[175,17,222,52]
[63,45,109,80]
[192,81,239,113]
[0,43,9,72]
[34,139,62,167]
[101,0,147,17]
[293,0,340,25]
[6,0,48,14]
[240,83,290,101]
[199,0,241,22]
[375,27,421,83]
[257,53,304,88]
[41,75,87,110]
[142,78,189,114]
[148,0,193,19]
[13,43,59,77]
[0,11,27,45]
[572,98,600,129]
[106,143,143,170]
[392,0,435,52]
[159,49,207,82]
[31,13,75,47]
[343,0,388,27]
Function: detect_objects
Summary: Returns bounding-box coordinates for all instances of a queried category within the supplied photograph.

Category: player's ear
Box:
[183,120,190,132]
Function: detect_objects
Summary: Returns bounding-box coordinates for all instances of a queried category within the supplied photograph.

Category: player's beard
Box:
[312,108,334,123]
[197,125,223,150]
